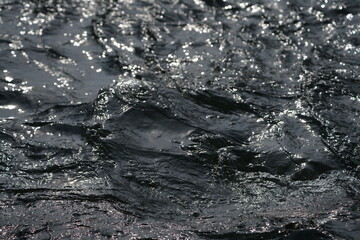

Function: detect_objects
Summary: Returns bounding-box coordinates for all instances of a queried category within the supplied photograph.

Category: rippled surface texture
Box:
[0,0,360,239]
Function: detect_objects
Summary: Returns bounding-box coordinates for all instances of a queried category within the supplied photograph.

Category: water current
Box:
[0,0,359,239]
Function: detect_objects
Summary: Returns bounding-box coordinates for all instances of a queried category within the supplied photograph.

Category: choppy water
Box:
[0,0,359,239]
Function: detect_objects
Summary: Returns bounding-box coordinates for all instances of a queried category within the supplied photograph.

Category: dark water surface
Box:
[0,0,359,239]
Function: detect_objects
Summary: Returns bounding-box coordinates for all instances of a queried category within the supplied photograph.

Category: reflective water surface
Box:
[0,0,359,239]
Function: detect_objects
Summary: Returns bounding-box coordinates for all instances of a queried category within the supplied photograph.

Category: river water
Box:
[0,0,359,239]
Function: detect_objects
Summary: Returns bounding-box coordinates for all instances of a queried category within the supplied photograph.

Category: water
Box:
[0,0,359,239]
